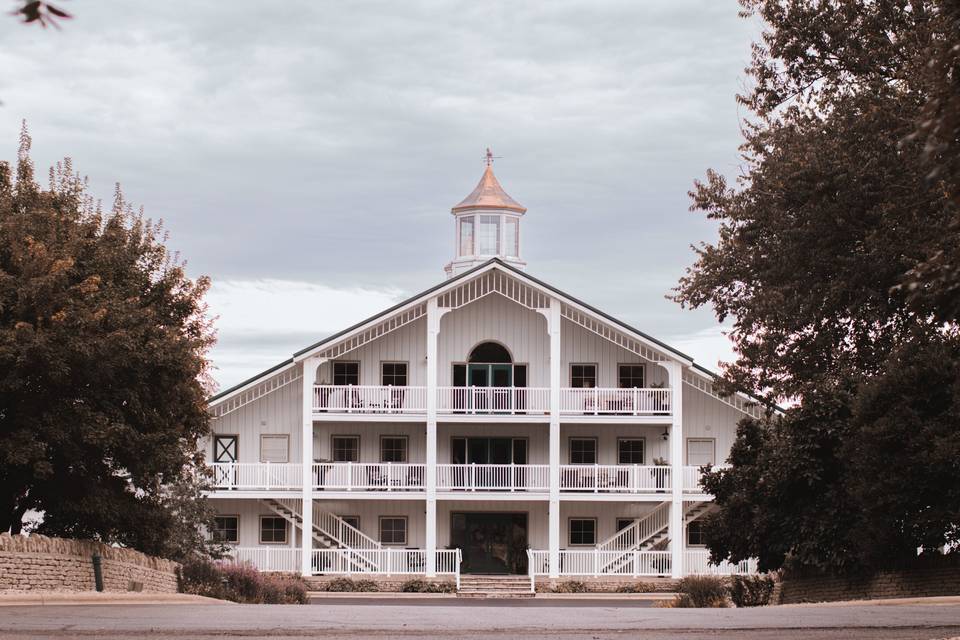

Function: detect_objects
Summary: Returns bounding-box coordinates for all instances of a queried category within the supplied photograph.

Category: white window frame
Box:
[259,434,289,463]
[617,363,646,388]
[686,438,716,467]
[379,435,409,463]
[259,516,288,545]
[331,435,360,463]
[212,515,239,544]
[617,437,645,465]
[568,518,597,546]
[569,437,598,465]
[378,516,408,546]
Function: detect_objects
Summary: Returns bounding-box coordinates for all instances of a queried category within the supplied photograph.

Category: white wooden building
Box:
[205,155,766,585]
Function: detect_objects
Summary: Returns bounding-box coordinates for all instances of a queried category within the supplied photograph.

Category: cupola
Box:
[445,149,527,278]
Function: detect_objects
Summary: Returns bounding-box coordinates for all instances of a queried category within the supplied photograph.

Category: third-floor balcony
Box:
[209,462,711,495]
[312,385,673,419]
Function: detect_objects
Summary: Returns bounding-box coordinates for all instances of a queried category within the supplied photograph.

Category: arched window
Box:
[468,342,512,363]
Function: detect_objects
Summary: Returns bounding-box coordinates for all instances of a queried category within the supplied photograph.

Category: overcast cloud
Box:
[1,1,757,389]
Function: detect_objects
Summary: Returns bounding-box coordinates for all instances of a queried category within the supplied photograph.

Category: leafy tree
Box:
[0,123,217,560]
[678,0,960,573]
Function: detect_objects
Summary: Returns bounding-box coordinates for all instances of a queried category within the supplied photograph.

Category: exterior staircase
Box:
[457,575,535,598]
[597,501,712,573]
[262,498,381,572]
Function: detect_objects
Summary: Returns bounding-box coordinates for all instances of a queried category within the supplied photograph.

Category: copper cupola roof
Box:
[451,149,527,214]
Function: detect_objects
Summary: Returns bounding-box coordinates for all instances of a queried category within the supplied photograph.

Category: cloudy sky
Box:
[1,1,760,390]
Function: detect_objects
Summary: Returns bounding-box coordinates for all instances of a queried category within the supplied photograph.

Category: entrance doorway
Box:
[451,512,528,574]
[452,342,528,413]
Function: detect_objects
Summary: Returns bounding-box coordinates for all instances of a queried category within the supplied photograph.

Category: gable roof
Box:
[208,258,778,413]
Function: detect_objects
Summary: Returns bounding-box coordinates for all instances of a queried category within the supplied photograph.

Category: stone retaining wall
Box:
[0,534,179,593]
[778,565,960,604]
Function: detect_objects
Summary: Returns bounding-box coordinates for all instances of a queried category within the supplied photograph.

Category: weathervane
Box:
[484,147,502,166]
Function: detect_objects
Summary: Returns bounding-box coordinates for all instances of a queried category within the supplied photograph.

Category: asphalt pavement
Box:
[0,598,958,639]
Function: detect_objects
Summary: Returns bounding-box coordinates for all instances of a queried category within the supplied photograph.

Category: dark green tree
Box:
[0,123,217,559]
[677,0,960,573]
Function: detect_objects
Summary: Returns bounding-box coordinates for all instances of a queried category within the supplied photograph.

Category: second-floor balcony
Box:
[311,385,673,418]
[209,462,712,494]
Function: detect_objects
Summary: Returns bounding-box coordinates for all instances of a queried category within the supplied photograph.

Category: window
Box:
[459,216,474,256]
[332,435,360,462]
[381,362,408,386]
[618,364,645,388]
[688,520,707,546]
[333,361,359,385]
[569,518,597,546]
[616,518,635,532]
[340,516,360,531]
[504,217,519,257]
[259,434,289,463]
[380,436,408,463]
[569,438,597,464]
[687,438,716,467]
[212,516,239,544]
[213,435,237,463]
[571,364,597,388]
[379,517,407,545]
[477,215,500,255]
[259,516,287,544]
[617,438,645,465]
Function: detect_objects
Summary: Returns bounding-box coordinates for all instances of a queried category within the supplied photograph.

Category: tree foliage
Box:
[678,0,960,574]
[0,123,216,559]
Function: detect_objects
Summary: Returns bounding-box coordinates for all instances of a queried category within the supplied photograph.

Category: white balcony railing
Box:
[560,387,672,416]
[559,465,672,493]
[312,463,426,491]
[436,464,550,492]
[313,549,462,587]
[223,547,301,572]
[683,464,729,492]
[527,549,672,577]
[313,385,427,414]
[684,550,758,575]
[210,463,302,490]
[436,386,550,415]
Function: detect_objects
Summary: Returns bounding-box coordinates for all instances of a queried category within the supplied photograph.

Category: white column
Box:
[300,356,319,576]
[547,298,562,578]
[425,297,440,576]
[665,361,684,578]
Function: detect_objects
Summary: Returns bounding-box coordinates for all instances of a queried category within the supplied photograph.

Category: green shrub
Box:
[729,575,775,607]
[399,579,455,593]
[552,580,588,593]
[678,575,729,608]
[616,582,656,593]
[353,579,380,592]
[325,577,357,592]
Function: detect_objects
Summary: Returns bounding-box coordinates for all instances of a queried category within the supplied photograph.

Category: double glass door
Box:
[450,437,529,491]
[454,364,525,412]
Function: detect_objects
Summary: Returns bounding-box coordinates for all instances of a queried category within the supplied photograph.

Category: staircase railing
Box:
[314,508,381,551]
[597,502,670,553]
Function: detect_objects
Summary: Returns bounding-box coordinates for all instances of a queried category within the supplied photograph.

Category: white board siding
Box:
[438,294,550,387]
[211,499,303,548]
[315,317,427,387]
[313,422,426,463]
[209,367,304,464]
[560,424,672,465]
[561,317,670,388]
[682,385,745,466]
[437,423,549,464]
[314,499,426,547]
[559,502,662,548]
